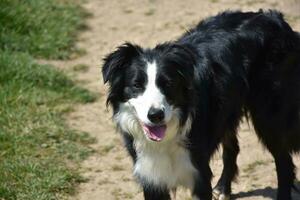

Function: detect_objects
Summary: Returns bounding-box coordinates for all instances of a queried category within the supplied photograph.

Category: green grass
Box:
[0,51,96,200]
[0,0,96,199]
[72,64,90,73]
[0,0,88,59]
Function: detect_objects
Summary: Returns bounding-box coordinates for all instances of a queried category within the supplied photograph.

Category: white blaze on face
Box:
[128,61,172,125]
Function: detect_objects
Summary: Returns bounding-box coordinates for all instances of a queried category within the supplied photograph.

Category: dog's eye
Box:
[133,83,142,89]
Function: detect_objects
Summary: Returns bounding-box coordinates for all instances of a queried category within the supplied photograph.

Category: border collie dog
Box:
[102,10,300,200]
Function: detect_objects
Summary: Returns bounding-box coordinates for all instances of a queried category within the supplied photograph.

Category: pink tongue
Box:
[143,125,167,142]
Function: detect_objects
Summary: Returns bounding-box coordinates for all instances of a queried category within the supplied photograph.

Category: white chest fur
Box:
[133,141,198,190]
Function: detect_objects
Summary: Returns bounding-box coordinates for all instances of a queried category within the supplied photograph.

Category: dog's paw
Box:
[212,188,230,200]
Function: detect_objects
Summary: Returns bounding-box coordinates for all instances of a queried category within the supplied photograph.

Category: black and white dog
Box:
[102,10,300,200]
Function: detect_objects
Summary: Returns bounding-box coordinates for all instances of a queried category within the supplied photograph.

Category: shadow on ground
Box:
[232,182,300,199]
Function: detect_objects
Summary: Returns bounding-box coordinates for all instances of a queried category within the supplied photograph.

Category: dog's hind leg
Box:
[213,134,239,200]
[270,151,295,200]
[250,111,296,200]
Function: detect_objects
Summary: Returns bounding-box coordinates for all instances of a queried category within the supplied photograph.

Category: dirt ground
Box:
[51,0,300,199]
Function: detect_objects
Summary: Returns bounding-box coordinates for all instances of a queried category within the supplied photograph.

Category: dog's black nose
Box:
[147,107,165,124]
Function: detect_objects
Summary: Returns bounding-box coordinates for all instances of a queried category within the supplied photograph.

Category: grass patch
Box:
[0,0,96,199]
[73,64,90,73]
[0,0,89,59]
[0,51,96,200]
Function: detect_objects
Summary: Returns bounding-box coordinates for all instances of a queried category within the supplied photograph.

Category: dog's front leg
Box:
[192,172,213,200]
[142,185,171,200]
[192,159,213,200]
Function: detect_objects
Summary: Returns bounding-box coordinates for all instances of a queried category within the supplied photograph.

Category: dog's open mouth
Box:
[142,124,167,142]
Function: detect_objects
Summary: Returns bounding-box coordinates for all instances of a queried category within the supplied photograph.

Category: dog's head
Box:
[102,42,197,143]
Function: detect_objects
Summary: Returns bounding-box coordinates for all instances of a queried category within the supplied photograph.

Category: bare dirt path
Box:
[52,0,300,199]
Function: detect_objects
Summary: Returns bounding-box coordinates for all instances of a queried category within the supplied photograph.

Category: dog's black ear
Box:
[156,43,198,80]
[102,42,142,84]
